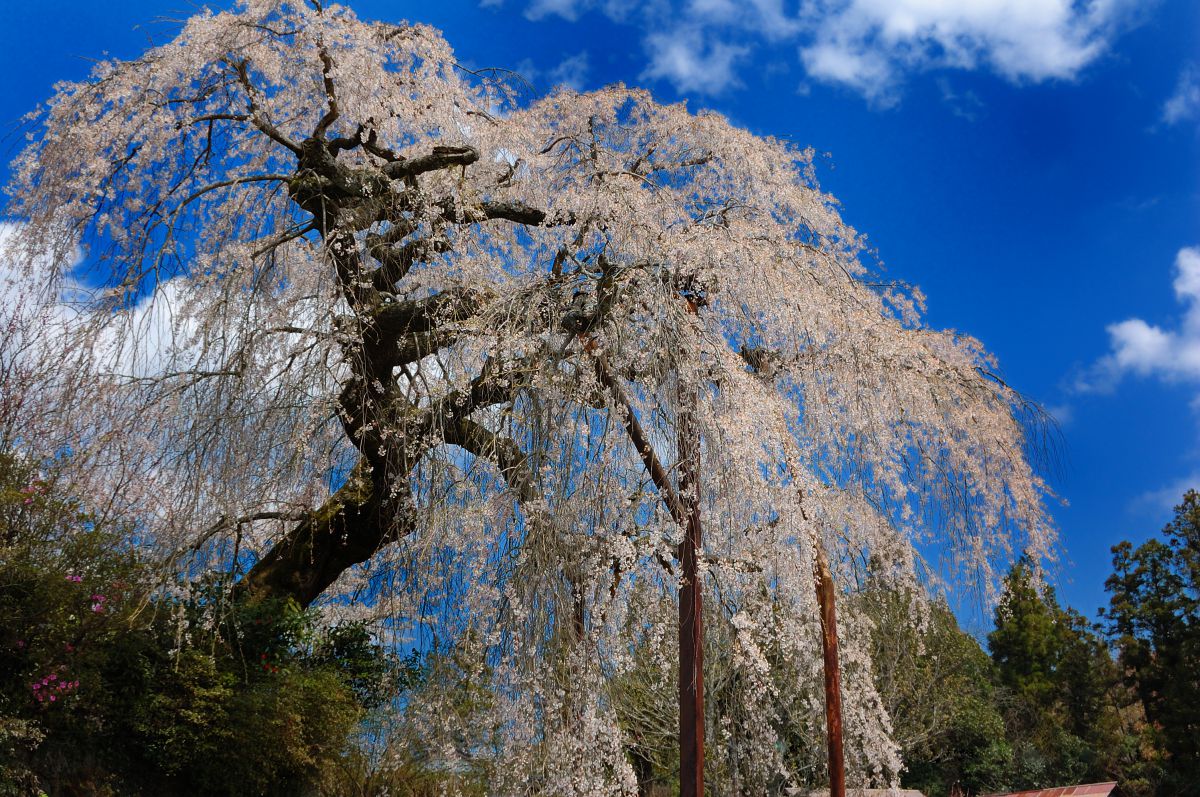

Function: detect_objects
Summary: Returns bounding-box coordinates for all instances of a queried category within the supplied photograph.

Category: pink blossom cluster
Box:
[18,482,44,505]
[31,670,78,704]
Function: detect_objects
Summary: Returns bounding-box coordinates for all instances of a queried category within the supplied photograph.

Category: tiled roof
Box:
[982,782,1118,797]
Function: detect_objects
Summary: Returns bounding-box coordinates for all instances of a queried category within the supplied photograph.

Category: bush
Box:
[0,453,395,796]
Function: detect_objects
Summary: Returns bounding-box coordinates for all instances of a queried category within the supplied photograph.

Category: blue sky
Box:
[1,0,1196,628]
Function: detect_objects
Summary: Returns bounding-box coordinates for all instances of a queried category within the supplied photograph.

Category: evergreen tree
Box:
[989,561,1064,711]
[989,563,1132,790]
[1104,491,1200,791]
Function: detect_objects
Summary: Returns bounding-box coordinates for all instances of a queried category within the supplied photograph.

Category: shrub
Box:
[0,453,394,796]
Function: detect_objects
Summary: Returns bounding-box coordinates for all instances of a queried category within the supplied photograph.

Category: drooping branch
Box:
[443,415,539,503]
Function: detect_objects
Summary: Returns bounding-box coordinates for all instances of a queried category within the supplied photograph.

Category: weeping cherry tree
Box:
[1,1,1056,793]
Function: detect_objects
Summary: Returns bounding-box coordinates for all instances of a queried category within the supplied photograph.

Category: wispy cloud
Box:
[1130,471,1200,515]
[524,0,585,20]
[1072,245,1200,521]
[937,77,985,121]
[1044,402,1074,428]
[515,52,591,91]
[549,52,590,90]
[684,0,801,41]
[1162,64,1200,126]
[503,0,1141,102]
[1079,246,1200,392]
[521,0,647,22]
[643,29,749,94]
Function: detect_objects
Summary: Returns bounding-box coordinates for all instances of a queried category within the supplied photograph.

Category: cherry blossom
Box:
[1,1,1055,790]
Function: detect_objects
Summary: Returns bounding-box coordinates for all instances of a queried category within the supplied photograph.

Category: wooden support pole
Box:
[583,307,707,797]
[677,399,705,797]
[814,546,845,797]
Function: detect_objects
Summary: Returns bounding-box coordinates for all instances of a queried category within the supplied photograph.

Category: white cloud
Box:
[1084,246,1200,390]
[524,0,586,20]
[520,0,657,23]
[643,29,749,94]
[797,0,1126,103]
[0,221,84,336]
[1044,402,1073,427]
[1162,64,1200,126]
[516,0,1139,103]
[686,0,801,41]
[1081,246,1200,521]
[801,40,895,103]
[0,221,200,381]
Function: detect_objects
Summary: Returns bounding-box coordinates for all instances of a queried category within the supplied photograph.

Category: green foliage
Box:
[0,452,396,796]
[7,445,1198,797]
[1103,490,1200,793]
[315,635,498,797]
[989,562,1143,794]
[861,589,1011,797]
[989,562,1065,708]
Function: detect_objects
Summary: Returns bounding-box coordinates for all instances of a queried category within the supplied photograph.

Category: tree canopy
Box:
[1,1,1057,790]
[1104,490,1200,789]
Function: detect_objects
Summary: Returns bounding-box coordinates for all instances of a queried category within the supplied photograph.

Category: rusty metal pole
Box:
[677,397,704,797]
[814,546,845,797]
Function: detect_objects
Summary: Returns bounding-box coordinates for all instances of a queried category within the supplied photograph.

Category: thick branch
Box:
[370,287,483,342]
[437,197,576,227]
[237,464,413,607]
[312,47,340,137]
[389,329,457,369]
[443,415,539,503]
[383,145,479,180]
[370,235,452,292]
[244,357,532,607]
